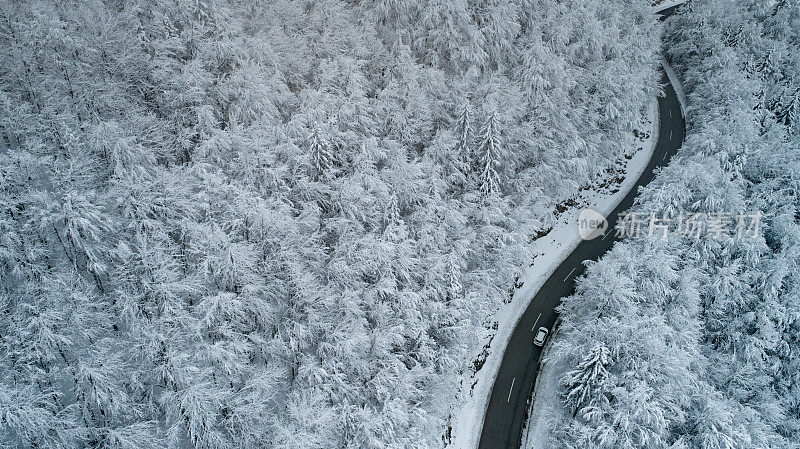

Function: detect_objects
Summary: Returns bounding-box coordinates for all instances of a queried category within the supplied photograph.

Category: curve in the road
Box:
[477,5,686,449]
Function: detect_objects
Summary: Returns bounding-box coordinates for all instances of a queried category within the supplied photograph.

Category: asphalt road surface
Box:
[477,5,686,449]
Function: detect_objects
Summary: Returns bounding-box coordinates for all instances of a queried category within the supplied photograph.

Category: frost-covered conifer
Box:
[309,127,333,181]
[477,111,503,196]
[456,102,473,160]
[562,343,611,412]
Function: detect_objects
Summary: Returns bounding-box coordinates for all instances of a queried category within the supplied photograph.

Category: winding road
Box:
[477,5,686,449]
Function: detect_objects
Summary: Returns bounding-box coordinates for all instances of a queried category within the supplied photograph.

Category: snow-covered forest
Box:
[545,0,800,447]
[0,0,662,447]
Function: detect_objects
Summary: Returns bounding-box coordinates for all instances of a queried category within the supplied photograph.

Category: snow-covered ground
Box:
[448,98,660,449]
[652,0,688,12]
[662,58,687,112]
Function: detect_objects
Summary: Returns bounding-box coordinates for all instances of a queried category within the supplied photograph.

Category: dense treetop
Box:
[0,0,659,447]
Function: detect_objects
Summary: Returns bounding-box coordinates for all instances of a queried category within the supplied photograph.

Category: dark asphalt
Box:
[477,5,686,448]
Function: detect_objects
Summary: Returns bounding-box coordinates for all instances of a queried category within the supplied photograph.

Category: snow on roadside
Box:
[447,98,660,449]
[662,58,687,113]
[651,0,687,12]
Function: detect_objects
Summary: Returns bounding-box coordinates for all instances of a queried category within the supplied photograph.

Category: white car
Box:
[533,327,549,347]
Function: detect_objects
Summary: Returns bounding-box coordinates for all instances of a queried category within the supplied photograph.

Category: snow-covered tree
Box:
[456,102,473,160]
[308,127,333,181]
[476,111,503,196]
[562,343,611,413]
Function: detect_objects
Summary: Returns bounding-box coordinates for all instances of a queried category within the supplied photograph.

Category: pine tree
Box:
[447,252,462,295]
[308,127,333,181]
[476,111,503,196]
[456,102,473,161]
[562,343,611,413]
[414,0,485,70]
[385,193,401,226]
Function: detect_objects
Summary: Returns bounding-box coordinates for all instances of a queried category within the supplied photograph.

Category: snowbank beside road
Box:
[652,0,687,12]
[662,59,688,113]
[449,98,660,449]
